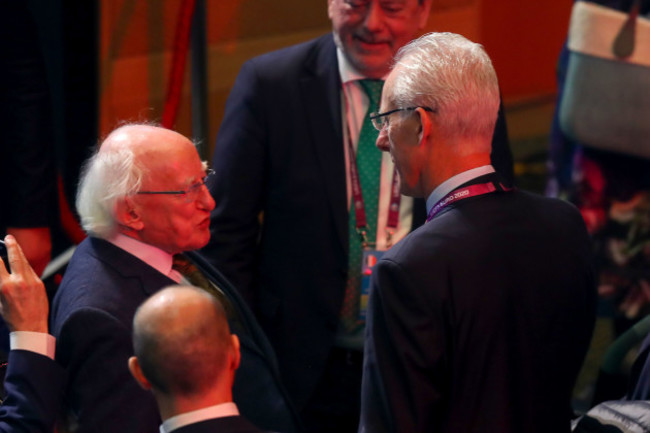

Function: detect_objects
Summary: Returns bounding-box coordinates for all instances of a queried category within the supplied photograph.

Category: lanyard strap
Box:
[346,130,402,246]
[426,181,512,222]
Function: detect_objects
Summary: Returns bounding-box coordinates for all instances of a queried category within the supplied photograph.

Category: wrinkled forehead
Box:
[105,126,202,186]
[143,147,204,187]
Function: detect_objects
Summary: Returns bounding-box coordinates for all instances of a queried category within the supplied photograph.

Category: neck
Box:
[155,387,233,421]
[422,145,491,198]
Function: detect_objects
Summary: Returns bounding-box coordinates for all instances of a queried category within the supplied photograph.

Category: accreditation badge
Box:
[360,249,384,320]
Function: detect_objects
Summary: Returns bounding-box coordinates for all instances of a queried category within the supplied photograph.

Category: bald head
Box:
[131,285,238,399]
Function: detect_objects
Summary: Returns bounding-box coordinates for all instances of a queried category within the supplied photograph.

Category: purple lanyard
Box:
[426,181,512,222]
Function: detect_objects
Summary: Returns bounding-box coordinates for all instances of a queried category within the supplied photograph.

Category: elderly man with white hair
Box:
[359,33,596,433]
[51,124,299,433]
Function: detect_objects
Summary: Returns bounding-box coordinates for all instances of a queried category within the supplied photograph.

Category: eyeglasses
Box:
[136,169,214,203]
[369,106,435,131]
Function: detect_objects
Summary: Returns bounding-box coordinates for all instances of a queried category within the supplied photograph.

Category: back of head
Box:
[132,285,234,398]
[391,32,500,149]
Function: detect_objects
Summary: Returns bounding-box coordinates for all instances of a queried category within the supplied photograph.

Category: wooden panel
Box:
[480,0,573,103]
[100,0,564,149]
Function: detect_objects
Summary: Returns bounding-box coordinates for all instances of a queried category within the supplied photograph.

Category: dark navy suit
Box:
[0,350,64,433]
[201,33,514,412]
[51,237,299,433]
[361,174,597,433]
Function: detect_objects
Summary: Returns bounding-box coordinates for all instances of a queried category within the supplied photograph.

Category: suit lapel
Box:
[299,34,348,258]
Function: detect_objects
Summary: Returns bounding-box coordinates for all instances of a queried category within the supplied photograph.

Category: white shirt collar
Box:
[160,402,239,433]
[426,165,496,214]
[107,233,178,282]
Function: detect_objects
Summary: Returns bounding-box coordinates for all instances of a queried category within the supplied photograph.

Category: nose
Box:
[363,0,385,32]
[197,184,216,211]
[376,127,389,152]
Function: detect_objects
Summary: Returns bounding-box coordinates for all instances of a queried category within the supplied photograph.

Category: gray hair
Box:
[75,131,146,238]
[391,32,500,146]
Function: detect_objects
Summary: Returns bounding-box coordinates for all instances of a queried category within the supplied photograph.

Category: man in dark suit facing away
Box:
[50,124,299,433]
[129,285,265,433]
[360,32,597,433]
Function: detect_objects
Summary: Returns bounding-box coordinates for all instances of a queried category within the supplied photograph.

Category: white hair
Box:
[75,133,146,238]
[391,32,500,147]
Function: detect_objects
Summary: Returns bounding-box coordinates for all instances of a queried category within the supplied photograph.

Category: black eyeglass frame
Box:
[136,169,215,199]
[369,106,435,131]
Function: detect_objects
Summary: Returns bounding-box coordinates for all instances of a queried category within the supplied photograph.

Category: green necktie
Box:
[340,79,384,334]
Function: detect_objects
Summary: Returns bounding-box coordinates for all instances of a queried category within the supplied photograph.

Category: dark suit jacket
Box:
[172,415,264,433]
[50,237,299,433]
[201,33,514,410]
[0,350,64,433]
[360,174,597,433]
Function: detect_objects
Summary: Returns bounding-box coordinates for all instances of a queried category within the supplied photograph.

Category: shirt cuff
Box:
[10,331,56,359]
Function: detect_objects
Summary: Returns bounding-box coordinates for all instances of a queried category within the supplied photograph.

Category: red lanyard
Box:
[426,181,512,222]
[346,126,401,248]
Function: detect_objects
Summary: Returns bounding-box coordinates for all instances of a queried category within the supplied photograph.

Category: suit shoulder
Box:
[515,190,587,228]
[51,239,149,336]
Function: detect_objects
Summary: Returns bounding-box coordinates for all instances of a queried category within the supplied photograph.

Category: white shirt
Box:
[160,402,239,433]
[426,165,497,214]
[108,233,181,283]
[337,48,414,250]
[10,331,55,359]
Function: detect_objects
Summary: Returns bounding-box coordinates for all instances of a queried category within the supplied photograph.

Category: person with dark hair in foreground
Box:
[129,285,264,433]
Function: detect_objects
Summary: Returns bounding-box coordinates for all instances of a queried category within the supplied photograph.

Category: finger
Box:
[10,235,41,280]
[4,235,28,278]
[0,255,8,281]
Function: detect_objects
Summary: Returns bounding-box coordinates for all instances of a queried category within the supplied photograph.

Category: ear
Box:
[115,197,144,231]
[415,107,433,147]
[417,0,433,29]
[230,334,241,371]
[327,0,335,19]
[128,356,152,390]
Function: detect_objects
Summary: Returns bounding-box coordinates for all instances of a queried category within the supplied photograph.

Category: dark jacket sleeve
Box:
[0,350,65,433]
[360,259,449,433]
[55,308,160,433]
